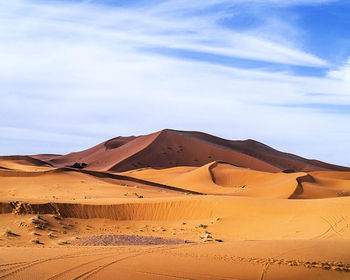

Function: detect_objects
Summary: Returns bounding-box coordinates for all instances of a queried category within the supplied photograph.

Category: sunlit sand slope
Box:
[0,155,53,171]
[292,171,350,198]
[33,129,350,172]
[1,195,350,240]
[122,162,350,199]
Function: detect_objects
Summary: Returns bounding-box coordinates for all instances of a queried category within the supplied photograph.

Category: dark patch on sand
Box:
[71,235,189,246]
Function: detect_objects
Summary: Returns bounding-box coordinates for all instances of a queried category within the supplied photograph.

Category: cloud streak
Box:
[0,0,329,67]
[0,0,349,166]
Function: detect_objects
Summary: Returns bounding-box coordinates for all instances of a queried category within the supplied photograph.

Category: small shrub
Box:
[214,238,223,242]
[31,218,40,224]
[34,225,44,230]
[5,228,19,236]
[58,240,69,245]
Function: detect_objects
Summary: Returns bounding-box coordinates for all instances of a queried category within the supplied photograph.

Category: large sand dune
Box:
[1,129,350,279]
[27,129,350,172]
[0,155,53,171]
[121,161,350,199]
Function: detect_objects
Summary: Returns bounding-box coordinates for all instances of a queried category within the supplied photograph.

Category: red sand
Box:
[28,129,350,172]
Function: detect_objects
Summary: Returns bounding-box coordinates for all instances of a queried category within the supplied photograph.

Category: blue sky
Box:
[0,0,350,166]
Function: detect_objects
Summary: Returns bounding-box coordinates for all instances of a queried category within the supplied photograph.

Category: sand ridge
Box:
[120,161,350,199]
[30,129,350,173]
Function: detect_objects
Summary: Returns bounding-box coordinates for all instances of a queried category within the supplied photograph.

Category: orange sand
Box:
[30,129,350,172]
[1,130,350,279]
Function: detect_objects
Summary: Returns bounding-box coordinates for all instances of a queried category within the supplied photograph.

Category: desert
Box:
[1,129,350,279]
[2,0,350,278]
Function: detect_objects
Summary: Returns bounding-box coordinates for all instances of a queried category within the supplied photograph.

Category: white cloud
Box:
[0,0,328,67]
[328,57,350,81]
[0,0,349,166]
[154,0,336,12]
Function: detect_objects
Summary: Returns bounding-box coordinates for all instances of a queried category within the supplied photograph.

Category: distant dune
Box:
[121,161,350,199]
[26,129,350,173]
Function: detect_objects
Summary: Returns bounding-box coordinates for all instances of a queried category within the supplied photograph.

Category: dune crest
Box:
[21,129,350,173]
[121,160,350,199]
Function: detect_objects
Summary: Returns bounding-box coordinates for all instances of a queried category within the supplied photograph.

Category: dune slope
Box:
[121,161,350,199]
[33,129,350,173]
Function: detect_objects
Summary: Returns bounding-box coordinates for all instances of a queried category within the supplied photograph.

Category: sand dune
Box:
[1,129,350,279]
[31,153,62,162]
[121,161,350,199]
[0,155,53,171]
[34,129,350,172]
[1,158,349,202]
[2,195,350,241]
[292,171,350,199]
[0,167,198,202]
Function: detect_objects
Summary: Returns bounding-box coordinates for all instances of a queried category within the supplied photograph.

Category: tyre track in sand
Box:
[0,249,116,279]
[0,262,30,274]
[47,253,116,280]
[72,244,195,280]
[0,244,194,280]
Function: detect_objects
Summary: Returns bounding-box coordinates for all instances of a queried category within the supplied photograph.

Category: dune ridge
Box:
[0,155,53,171]
[27,129,350,173]
[1,159,350,200]
[121,161,350,199]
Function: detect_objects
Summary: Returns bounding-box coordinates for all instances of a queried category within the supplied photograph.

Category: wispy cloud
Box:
[328,57,350,81]
[0,0,329,67]
[273,103,350,114]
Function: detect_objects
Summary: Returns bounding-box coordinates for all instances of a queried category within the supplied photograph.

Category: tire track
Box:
[74,247,165,280]
[0,262,27,268]
[47,254,116,280]
[260,263,269,280]
[134,270,196,280]
[133,269,240,280]
[74,245,190,280]
[0,249,116,279]
[311,216,346,239]
[0,259,48,279]
[0,262,31,274]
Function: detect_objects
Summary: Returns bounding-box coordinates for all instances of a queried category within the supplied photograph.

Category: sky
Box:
[0,0,350,166]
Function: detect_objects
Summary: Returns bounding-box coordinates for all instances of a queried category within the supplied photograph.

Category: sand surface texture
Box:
[1,130,350,279]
